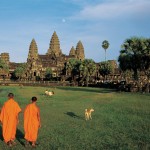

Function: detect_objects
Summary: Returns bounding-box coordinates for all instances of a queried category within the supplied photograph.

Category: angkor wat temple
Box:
[0,31,86,81]
[1,32,149,93]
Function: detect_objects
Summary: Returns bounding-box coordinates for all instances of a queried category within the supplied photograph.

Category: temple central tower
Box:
[47,31,62,57]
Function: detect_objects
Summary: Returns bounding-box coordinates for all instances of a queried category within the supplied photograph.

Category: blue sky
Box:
[0,0,150,63]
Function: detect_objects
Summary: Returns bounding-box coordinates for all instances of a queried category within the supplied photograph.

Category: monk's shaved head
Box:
[32,97,37,102]
[8,93,14,98]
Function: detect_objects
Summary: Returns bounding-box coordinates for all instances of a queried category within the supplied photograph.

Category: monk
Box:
[0,93,21,147]
[24,96,41,147]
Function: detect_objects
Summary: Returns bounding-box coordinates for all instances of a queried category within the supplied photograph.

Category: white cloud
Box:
[73,0,150,20]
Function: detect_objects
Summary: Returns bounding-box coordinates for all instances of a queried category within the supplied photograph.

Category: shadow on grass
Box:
[57,87,116,93]
[64,112,83,120]
[16,128,25,146]
[0,125,3,141]
[0,126,25,146]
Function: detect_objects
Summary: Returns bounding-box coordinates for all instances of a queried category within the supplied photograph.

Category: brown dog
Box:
[85,108,94,120]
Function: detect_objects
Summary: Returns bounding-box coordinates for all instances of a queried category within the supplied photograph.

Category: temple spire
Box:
[47,31,62,57]
[27,38,39,60]
[69,46,76,56]
[76,40,85,60]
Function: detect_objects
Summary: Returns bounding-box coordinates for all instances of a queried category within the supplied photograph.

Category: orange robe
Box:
[24,103,40,142]
[0,98,21,143]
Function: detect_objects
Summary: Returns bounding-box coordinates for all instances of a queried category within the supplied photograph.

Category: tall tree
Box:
[119,37,146,80]
[118,37,150,92]
[140,38,150,92]
[102,40,109,61]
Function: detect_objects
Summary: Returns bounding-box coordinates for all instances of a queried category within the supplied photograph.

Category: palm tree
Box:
[118,37,145,80]
[102,40,109,61]
[118,37,150,92]
[79,59,96,86]
[65,59,81,83]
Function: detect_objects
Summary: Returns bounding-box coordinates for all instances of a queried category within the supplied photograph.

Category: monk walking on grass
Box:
[24,96,41,147]
[0,93,21,147]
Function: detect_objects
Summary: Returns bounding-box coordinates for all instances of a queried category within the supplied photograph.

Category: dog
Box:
[45,90,54,96]
[85,108,94,120]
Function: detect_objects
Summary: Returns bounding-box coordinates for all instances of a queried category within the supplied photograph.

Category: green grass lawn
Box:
[0,86,149,150]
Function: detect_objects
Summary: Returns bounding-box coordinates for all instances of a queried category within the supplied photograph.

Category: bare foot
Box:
[32,143,36,148]
[10,140,17,146]
[25,141,30,147]
[7,141,12,147]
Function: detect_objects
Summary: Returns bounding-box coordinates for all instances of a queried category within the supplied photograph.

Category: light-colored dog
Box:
[85,108,94,120]
[45,90,54,96]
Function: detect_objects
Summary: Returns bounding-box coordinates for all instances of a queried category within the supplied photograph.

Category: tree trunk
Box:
[86,76,89,87]
[133,69,138,81]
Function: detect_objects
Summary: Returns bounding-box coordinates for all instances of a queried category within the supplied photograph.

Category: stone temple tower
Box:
[75,41,85,60]
[27,39,39,60]
[0,53,10,66]
[69,46,76,56]
[26,39,42,80]
[47,31,62,57]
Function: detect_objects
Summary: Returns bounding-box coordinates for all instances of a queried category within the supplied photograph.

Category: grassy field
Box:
[0,86,149,150]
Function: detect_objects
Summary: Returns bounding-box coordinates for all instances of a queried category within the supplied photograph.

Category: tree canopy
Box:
[45,68,53,80]
[99,61,112,79]
[79,59,96,86]
[118,37,150,81]
[14,63,27,80]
